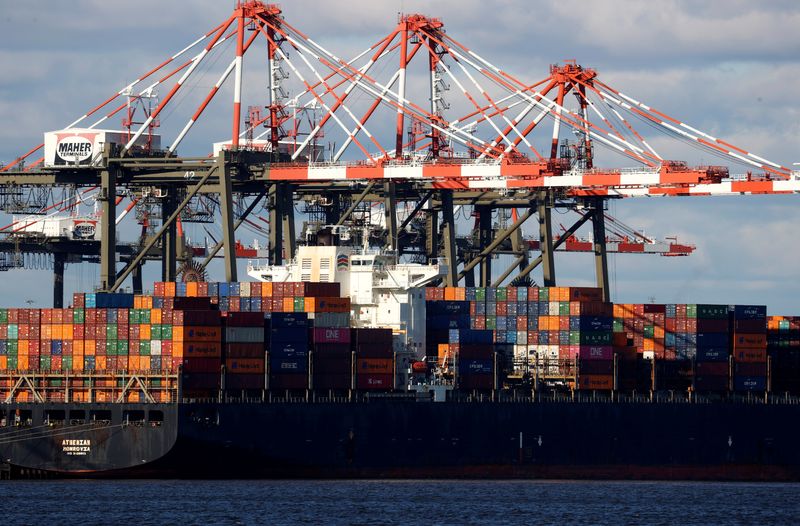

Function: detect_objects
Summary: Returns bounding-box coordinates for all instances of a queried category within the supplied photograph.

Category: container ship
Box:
[1,249,800,481]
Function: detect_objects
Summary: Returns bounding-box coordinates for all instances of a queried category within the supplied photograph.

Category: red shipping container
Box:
[356,373,393,390]
[696,361,729,376]
[732,333,767,350]
[313,327,351,344]
[733,349,767,363]
[579,346,613,361]
[226,358,265,374]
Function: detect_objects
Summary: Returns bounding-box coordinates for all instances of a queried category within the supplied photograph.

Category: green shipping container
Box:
[496,288,508,301]
[613,320,623,332]
[140,341,151,356]
[152,325,163,340]
[294,297,305,312]
[107,341,117,356]
[62,358,72,371]
[559,302,570,316]
[106,325,118,340]
[579,331,613,346]
[643,326,655,338]
[162,325,172,340]
[118,341,129,355]
[141,310,151,324]
[569,331,581,345]
[686,304,697,318]
[0,309,7,323]
[73,309,85,323]
[7,357,17,369]
[8,341,17,353]
[40,356,51,370]
[697,304,728,319]
[7,325,18,339]
[475,288,486,301]
[486,316,497,330]
[539,288,549,301]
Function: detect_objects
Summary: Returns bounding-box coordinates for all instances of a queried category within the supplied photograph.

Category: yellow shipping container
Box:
[262,282,273,297]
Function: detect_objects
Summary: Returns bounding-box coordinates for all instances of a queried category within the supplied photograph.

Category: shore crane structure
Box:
[0,2,796,307]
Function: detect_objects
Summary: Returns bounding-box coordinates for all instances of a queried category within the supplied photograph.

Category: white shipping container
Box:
[150,340,162,356]
[225,327,265,343]
[44,129,161,168]
[239,282,251,297]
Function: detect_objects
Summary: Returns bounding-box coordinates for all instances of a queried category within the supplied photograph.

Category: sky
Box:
[0,0,799,313]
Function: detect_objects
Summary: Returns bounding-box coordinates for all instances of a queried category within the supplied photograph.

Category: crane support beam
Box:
[477,205,493,287]
[425,205,439,264]
[398,190,434,233]
[335,182,376,227]
[132,263,143,295]
[219,156,238,282]
[268,183,283,266]
[53,253,65,308]
[99,150,117,292]
[200,190,267,270]
[281,183,296,263]
[384,181,398,251]
[516,211,593,282]
[458,206,535,282]
[108,166,216,292]
[492,255,525,288]
[538,192,556,286]
[161,189,178,282]
[591,198,611,301]
[440,190,458,287]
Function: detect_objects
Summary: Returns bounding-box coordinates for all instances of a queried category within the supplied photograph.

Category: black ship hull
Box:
[4,399,800,480]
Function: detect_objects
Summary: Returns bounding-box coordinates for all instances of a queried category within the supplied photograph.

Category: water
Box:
[3,480,799,525]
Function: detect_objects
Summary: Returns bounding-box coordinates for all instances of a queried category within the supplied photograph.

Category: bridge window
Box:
[123,410,146,425]
[44,410,66,425]
[90,410,112,425]
[69,410,86,424]
[148,410,164,427]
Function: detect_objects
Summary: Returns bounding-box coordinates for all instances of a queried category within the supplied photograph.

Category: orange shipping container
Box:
[172,326,221,343]
[42,325,52,340]
[283,297,295,312]
[733,333,767,350]
[578,374,613,390]
[151,309,163,324]
[733,349,767,363]
[140,324,152,340]
[262,282,273,297]
[134,296,143,309]
[0,356,6,370]
[140,356,151,370]
[186,282,199,297]
[96,356,107,370]
[164,282,176,297]
[63,324,74,340]
[85,340,96,356]
[18,355,29,370]
[444,287,456,301]
[357,358,393,374]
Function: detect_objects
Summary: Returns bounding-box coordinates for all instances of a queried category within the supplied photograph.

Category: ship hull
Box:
[4,400,800,480]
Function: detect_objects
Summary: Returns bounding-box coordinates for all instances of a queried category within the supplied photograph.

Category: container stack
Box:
[154,281,342,314]
[311,318,352,391]
[353,328,393,390]
[224,312,265,391]
[731,305,768,392]
[693,305,730,392]
[269,312,309,390]
[768,316,800,394]
[177,309,223,393]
